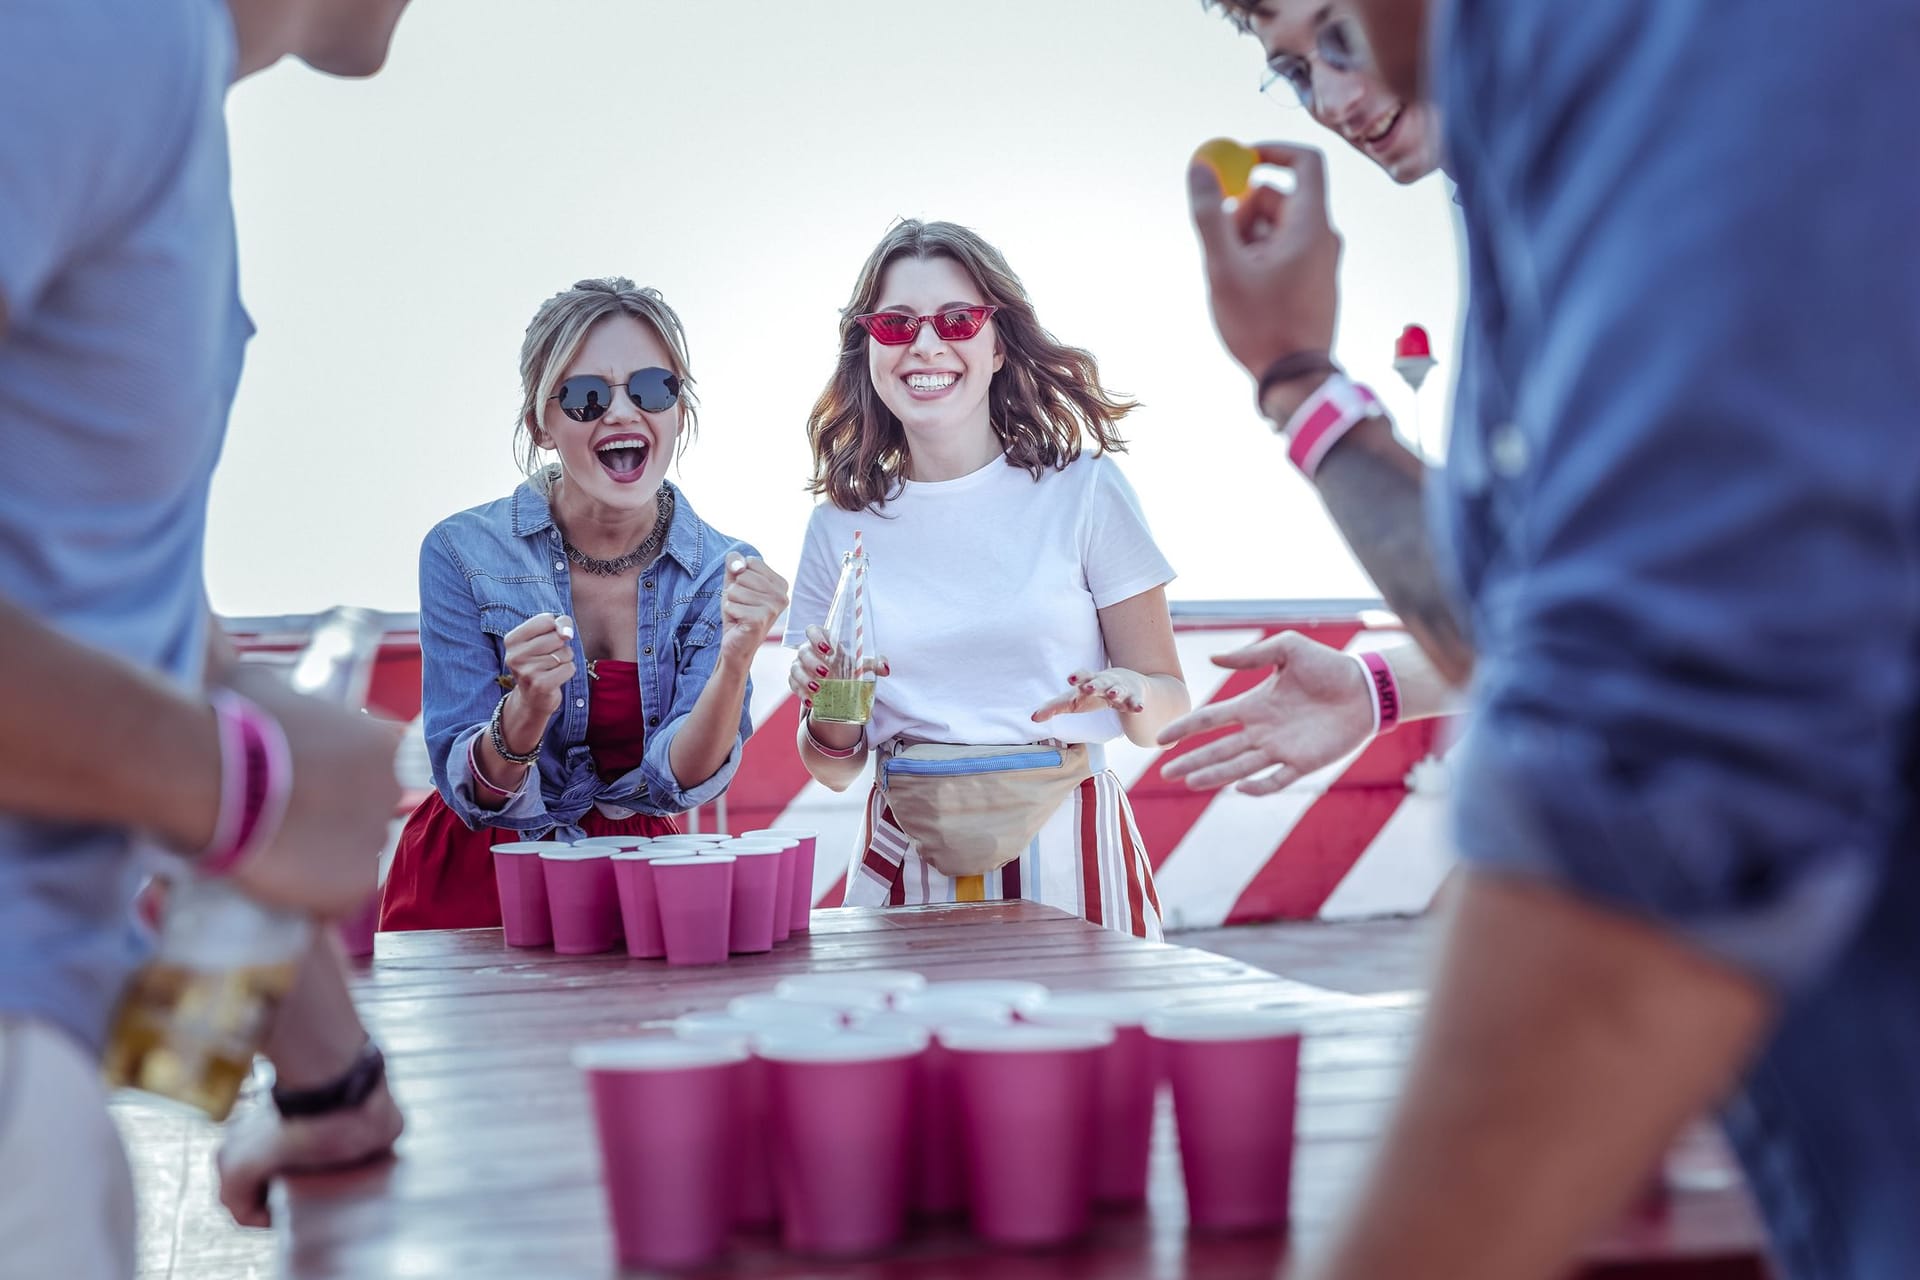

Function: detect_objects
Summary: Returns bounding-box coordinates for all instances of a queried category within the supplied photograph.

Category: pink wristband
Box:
[1285,374,1384,479]
[199,690,293,876]
[1352,650,1403,736]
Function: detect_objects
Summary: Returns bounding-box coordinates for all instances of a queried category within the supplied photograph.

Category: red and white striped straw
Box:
[851,531,865,670]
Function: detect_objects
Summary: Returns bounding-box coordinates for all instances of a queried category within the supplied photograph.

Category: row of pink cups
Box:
[574,973,1303,1269]
[489,829,817,964]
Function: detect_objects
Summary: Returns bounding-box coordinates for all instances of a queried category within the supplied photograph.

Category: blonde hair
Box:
[514,277,700,476]
[804,220,1134,513]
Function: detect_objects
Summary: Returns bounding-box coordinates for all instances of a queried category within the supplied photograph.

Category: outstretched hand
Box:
[1156,631,1372,795]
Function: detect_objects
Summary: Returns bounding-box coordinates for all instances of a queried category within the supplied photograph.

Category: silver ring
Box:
[550,651,564,668]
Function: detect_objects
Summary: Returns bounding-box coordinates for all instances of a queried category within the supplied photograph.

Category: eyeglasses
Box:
[852,305,999,347]
[1260,16,1368,108]
[550,367,682,422]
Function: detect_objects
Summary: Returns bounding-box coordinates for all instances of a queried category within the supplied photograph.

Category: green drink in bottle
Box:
[812,532,875,725]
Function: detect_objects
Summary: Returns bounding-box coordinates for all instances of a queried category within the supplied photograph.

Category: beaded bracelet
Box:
[488,692,543,765]
[199,690,294,877]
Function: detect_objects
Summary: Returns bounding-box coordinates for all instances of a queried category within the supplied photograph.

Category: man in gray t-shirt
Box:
[0,1,411,1272]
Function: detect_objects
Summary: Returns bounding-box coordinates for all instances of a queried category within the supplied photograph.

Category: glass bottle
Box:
[811,540,876,725]
[102,607,386,1120]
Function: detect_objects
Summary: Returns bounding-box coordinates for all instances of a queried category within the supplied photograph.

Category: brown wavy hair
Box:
[805,220,1136,513]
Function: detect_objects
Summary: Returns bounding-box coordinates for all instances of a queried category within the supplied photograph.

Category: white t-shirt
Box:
[784,452,1175,749]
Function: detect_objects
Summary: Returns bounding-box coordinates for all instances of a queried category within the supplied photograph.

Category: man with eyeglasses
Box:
[0,1,416,1272]
[1179,2,1920,1279]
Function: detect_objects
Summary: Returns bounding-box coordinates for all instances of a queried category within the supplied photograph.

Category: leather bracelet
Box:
[488,692,542,765]
[1255,351,1337,420]
[272,1041,386,1119]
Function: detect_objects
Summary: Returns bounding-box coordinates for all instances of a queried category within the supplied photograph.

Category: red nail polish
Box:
[808,681,820,692]
[816,666,828,676]
[818,644,830,655]
[1067,674,1079,684]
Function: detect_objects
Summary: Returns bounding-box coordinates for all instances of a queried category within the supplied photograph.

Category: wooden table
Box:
[115,903,1771,1278]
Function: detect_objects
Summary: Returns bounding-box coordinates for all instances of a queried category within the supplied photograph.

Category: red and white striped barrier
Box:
[227,605,1457,930]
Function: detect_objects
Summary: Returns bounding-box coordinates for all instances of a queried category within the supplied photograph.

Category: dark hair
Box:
[1200,0,1262,31]
[804,220,1135,514]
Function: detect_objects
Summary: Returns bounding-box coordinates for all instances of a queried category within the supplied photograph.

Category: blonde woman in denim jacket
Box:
[381,279,788,930]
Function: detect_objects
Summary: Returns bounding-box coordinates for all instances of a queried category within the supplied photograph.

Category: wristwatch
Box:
[272,1041,386,1119]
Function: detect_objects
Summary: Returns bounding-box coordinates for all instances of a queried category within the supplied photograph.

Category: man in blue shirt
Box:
[0,1,412,1272]
[1182,1,1920,1277]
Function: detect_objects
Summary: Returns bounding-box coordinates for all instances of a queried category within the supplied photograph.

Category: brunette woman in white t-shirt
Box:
[783,220,1190,939]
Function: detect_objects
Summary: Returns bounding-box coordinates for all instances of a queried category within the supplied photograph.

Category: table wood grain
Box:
[114,903,1772,1279]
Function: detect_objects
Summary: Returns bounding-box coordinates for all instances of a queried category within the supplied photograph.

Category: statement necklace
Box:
[561,486,674,576]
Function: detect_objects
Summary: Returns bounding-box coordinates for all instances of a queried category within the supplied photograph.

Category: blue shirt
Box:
[1437,2,1920,1275]
[419,477,755,837]
[0,0,251,1054]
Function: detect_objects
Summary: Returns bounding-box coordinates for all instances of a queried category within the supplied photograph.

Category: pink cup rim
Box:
[938,1023,1115,1054]
[899,981,1048,1014]
[1144,1009,1305,1042]
[652,854,734,867]
[569,836,655,849]
[855,1010,1008,1037]
[491,840,573,855]
[777,970,928,999]
[1027,990,1176,1026]
[755,1030,927,1064]
[611,848,684,862]
[756,986,888,1015]
[649,834,730,844]
[679,1008,838,1040]
[538,847,614,862]
[573,1037,747,1072]
[704,845,782,858]
[741,828,816,840]
[727,994,854,1025]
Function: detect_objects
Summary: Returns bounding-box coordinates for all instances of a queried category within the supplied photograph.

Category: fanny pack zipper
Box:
[885,750,1064,778]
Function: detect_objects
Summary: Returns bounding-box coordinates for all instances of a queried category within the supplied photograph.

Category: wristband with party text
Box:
[1351,649,1403,737]
[1284,373,1385,479]
[198,690,294,876]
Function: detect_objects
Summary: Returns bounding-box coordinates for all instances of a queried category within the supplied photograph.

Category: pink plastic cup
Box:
[611,849,684,960]
[759,1031,926,1256]
[854,1007,1011,1218]
[574,1038,747,1270]
[723,834,797,943]
[1147,1010,1302,1233]
[674,1012,832,1232]
[651,855,735,966]
[1026,991,1176,1207]
[743,827,817,934]
[705,843,785,954]
[943,1023,1112,1247]
[490,841,569,947]
[649,833,729,849]
[538,848,621,955]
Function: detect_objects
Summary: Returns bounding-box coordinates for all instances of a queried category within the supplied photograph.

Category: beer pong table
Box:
[114,903,1772,1278]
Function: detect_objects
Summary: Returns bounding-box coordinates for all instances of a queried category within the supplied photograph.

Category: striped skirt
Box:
[844,761,1164,941]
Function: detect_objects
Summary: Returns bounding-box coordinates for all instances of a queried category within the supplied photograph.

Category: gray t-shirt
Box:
[0,0,253,1053]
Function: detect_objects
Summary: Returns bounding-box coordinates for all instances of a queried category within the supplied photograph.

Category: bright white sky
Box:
[210,0,1461,618]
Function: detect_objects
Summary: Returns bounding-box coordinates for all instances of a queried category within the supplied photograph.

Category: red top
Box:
[377,660,678,932]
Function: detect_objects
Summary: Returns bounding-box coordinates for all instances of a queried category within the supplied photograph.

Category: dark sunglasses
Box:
[852,305,999,347]
[550,367,682,422]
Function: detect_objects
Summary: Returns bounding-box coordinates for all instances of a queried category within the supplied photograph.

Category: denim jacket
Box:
[419,476,756,838]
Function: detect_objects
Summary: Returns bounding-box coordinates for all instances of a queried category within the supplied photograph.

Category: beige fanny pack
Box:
[879,742,1094,879]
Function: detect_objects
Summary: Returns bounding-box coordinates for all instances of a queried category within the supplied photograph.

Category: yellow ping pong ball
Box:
[1195,137,1259,199]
